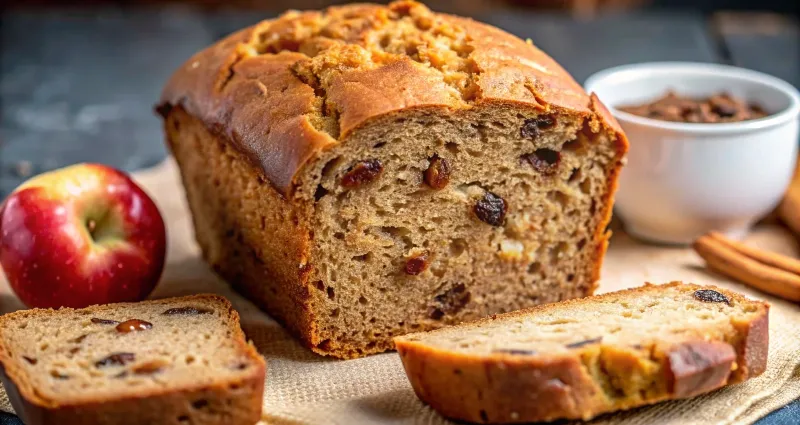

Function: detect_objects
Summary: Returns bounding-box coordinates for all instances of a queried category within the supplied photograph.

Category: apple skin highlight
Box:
[0,163,166,308]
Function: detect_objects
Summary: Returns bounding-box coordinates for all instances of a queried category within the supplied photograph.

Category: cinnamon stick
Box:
[693,232,800,302]
[778,158,800,236]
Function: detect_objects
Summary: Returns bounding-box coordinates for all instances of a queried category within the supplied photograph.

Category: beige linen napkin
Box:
[1,158,799,425]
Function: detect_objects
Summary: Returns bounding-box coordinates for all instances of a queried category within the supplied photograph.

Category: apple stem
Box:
[87,219,97,236]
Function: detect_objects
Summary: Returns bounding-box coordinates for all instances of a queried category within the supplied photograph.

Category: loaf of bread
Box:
[394,282,769,424]
[0,295,265,425]
[158,0,628,358]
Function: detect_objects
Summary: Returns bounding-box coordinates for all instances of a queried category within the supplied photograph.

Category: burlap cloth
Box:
[1,158,799,424]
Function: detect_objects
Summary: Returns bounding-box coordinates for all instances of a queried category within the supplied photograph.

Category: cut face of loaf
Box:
[300,107,619,354]
[0,295,265,425]
[394,283,769,424]
[159,1,628,358]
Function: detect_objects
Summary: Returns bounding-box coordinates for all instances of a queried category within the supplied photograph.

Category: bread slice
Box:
[158,0,628,359]
[0,294,265,425]
[394,282,769,423]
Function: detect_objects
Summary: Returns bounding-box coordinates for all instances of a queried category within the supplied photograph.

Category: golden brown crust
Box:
[394,283,769,423]
[585,93,627,294]
[164,109,324,355]
[731,308,769,381]
[158,0,626,195]
[396,345,609,423]
[0,295,266,425]
[160,0,629,359]
[0,370,264,425]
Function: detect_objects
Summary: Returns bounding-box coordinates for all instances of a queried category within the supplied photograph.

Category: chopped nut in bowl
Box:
[585,62,800,245]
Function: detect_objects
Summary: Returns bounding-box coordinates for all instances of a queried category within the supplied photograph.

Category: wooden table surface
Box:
[0,5,798,424]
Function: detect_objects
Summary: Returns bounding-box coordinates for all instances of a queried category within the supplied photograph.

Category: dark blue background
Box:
[0,5,798,424]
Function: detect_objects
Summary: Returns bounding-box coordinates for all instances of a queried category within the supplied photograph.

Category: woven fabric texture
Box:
[1,159,798,425]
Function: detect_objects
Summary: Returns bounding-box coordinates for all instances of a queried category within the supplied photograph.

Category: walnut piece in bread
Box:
[0,295,265,425]
[394,282,769,424]
[158,1,628,358]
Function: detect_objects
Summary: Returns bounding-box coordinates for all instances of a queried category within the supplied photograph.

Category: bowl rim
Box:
[584,61,800,134]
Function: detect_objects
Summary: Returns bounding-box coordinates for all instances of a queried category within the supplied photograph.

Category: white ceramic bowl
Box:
[585,62,800,245]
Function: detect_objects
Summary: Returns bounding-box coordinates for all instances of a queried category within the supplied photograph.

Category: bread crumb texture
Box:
[394,282,769,423]
[0,295,265,425]
[161,1,628,358]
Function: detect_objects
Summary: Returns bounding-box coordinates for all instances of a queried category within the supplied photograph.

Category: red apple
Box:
[0,163,166,308]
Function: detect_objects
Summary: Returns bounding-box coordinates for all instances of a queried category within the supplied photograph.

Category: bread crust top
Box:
[159,1,625,195]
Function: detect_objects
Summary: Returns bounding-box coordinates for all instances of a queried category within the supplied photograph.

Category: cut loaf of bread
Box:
[394,282,769,424]
[158,0,628,358]
[0,295,265,425]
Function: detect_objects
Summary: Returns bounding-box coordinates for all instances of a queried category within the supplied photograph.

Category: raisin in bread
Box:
[157,0,628,359]
[0,295,265,425]
[394,282,769,424]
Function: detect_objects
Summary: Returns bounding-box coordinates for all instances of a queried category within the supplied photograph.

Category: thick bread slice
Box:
[0,295,265,425]
[394,282,769,424]
[158,0,628,359]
